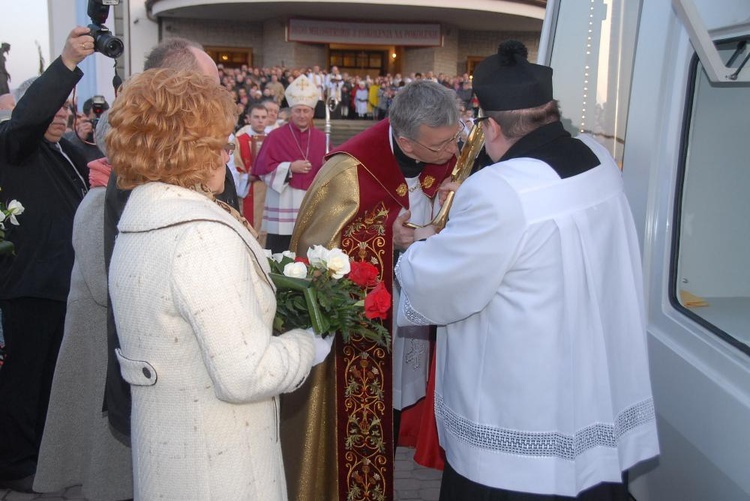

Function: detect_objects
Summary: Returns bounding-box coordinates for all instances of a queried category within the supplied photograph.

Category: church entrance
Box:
[327,44,401,78]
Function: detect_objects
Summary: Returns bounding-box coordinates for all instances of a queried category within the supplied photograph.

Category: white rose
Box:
[307,245,329,267]
[7,200,24,215]
[6,200,24,226]
[283,261,308,278]
[326,248,351,279]
[264,249,273,259]
[271,252,286,263]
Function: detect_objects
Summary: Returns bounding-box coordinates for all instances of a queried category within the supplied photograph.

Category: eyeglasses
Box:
[408,121,465,154]
[223,142,236,154]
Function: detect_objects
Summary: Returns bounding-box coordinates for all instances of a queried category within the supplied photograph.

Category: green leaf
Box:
[0,240,15,255]
[303,286,329,335]
[269,272,313,291]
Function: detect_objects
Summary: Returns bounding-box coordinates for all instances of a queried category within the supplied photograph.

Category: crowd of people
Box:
[0,24,659,501]
[217,62,478,129]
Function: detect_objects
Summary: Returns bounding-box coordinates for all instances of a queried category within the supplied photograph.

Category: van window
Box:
[672,38,750,355]
[548,0,642,165]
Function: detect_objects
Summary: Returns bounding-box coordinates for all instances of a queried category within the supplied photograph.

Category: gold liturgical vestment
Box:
[284,119,453,501]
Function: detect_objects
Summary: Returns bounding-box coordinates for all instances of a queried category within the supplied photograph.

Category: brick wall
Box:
[292,43,327,71]
[457,30,541,73]
[262,19,293,69]
[262,19,327,70]
[403,46,435,76]
[401,27,539,78]
[162,17,263,62]
[436,25,459,76]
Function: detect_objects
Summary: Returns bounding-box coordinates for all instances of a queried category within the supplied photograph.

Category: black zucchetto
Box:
[473,40,554,112]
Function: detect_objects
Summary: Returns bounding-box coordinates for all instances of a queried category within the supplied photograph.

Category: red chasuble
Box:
[326,119,454,294]
[292,119,454,499]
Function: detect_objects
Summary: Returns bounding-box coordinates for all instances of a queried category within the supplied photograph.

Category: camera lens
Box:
[95,32,124,59]
[99,35,124,59]
[88,23,124,59]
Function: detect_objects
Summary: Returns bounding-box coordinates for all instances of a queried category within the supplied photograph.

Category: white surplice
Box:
[392,175,432,411]
[395,135,659,496]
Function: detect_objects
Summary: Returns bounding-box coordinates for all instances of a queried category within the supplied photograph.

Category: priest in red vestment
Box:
[234,103,269,243]
[286,80,461,501]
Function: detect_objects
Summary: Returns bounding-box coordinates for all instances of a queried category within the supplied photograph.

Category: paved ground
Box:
[1,446,442,500]
[394,447,443,500]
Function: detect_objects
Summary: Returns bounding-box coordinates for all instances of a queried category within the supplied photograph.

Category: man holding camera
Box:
[0,26,95,493]
[63,96,110,163]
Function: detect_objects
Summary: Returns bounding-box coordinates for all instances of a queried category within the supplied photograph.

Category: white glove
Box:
[308,328,334,366]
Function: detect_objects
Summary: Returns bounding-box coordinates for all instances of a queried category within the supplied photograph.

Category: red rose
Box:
[349,261,379,288]
[294,257,310,265]
[364,282,391,320]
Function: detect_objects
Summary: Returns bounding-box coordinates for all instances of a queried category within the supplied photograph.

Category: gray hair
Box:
[388,80,460,139]
[487,100,560,140]
[144,37,203,71]
[13,77,39,102]
[94,109,111,157]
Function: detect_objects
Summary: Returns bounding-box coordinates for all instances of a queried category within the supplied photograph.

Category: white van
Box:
[538,1,749,499]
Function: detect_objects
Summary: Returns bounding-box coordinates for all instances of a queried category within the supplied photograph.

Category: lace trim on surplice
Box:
[436,394,655,461]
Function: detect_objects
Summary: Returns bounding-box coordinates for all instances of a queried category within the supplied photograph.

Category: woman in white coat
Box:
[106,68,332,501]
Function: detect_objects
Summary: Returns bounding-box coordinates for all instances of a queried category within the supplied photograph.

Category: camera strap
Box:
[111,59,122,94]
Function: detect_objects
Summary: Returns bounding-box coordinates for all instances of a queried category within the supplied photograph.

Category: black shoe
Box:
[0,474,36,493]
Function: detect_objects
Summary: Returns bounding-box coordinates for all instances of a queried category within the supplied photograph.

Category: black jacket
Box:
[0,57,89,302]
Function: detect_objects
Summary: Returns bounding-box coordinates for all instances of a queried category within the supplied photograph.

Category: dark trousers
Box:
[266,233,292,254]
[0,298,66,480]
[439,461,629,501]
[314,100,326,119]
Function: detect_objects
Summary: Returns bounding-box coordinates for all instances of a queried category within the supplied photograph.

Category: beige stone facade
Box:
[161,16,541,76]
[129,1,544,77]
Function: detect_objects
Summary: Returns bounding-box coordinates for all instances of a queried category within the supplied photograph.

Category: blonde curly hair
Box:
[106,68,237,190]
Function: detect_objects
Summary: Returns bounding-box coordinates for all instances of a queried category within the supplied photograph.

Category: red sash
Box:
[236,133,264,220]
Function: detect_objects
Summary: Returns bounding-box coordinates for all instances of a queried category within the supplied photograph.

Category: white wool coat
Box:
[109,182,315,501]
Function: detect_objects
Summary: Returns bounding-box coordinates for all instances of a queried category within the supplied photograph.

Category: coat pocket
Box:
[115,348,158,386]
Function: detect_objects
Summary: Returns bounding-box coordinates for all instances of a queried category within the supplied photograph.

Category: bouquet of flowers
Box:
[267,245,392,349]
[0,191,24,256]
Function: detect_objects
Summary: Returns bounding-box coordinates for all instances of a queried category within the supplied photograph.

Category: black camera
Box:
[87,0,124,59]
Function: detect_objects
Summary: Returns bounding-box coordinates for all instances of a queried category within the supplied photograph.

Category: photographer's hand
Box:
[61,27,95,71]
[75,117,93,141]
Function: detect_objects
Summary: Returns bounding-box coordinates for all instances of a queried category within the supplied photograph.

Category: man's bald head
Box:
[144,37,219,83]
[190,47,220,84]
